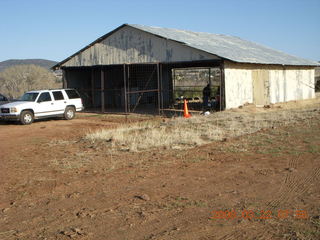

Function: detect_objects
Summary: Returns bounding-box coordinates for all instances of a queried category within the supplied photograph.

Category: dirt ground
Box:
[0,102,320,240]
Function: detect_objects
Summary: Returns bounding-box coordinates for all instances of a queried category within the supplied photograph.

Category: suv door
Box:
[35,92,56,117]
[51,90,67,115]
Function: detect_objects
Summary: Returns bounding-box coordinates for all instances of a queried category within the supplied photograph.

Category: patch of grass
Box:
[287,150,303,156]
[310,218,320,228]
[225,143,249,153]
[159,196,208,210]
[84,114,106,118]
[308,145,320,153]
[29,137,45,144]
[183,156,207,163]
[303,139,312,144]
[85,106,320,152]
[50,153,91,169]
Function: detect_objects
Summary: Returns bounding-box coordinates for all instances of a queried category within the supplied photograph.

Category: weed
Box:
[160,196,208,210]
[85,106,320,152]
[308,145,320,153]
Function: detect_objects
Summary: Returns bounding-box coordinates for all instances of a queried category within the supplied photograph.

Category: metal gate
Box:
[124,64,161,114]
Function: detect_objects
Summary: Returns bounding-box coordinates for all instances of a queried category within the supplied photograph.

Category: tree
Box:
[0,64,61,98]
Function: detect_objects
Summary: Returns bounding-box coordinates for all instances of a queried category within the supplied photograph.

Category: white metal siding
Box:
[269,68,315,103]
[224,62,315,109]
[224,63,253,109]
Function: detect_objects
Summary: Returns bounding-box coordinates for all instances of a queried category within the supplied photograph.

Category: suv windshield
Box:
[19,92,39,102]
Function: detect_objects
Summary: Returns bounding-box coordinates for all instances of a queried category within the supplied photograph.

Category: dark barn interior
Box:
[63,60,224,114]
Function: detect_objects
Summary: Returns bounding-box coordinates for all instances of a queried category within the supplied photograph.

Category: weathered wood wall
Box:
[62,26,219,67]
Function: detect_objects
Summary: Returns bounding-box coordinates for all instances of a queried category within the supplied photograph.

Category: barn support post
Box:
[160,63,164,114]
[220,62,226,111]
[62,69,67,88]
[157,63,161,115]
[127,65,131,113]
[123,64,127,113]
[91,69,95,107]
[101,68,105,113]
[172,68,176,105]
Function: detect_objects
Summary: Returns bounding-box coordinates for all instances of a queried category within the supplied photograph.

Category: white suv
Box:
[0,89,84,125]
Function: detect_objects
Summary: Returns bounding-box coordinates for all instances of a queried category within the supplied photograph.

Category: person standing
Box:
[202,83,211,108]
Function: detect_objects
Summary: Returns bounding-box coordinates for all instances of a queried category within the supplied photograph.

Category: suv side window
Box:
[65,90,80,99]
[37,92,52,102]
[52,91,64,100]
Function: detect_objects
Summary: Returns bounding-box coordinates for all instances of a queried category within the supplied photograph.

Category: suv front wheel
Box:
[64,106,75,120]
[20,110,34,125]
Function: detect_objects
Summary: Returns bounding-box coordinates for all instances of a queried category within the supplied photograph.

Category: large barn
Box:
[53,24,319,114]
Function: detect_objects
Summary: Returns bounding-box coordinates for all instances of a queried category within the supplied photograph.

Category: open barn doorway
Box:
[171,67,222,112]
[64,61,224,115]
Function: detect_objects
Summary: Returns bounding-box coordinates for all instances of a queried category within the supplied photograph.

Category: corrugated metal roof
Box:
[128,24,319,66]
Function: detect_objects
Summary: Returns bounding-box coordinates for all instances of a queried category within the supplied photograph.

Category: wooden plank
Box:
[220,63,225,110]
[62,69,67,88]
[157,63,161,115]
[123,64,127,113]
[91,69,95,106]
[101,69,105,112]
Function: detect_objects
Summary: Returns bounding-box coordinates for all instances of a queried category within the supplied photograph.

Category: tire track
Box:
[267,168,320,209]
[218,224,271,240]
[267,156,300,208]
[219,157,320,240]
[266,154,320,209]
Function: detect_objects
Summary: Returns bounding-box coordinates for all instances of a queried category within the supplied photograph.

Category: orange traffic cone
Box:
[183,99,191,118]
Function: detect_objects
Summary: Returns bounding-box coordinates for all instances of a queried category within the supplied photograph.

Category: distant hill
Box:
[0,59,58,72]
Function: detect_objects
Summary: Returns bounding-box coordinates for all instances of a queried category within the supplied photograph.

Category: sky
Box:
[0,0,319,62]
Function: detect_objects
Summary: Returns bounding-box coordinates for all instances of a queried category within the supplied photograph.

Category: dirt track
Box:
[0,107,320,239]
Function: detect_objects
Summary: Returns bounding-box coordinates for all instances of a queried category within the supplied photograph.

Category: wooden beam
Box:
[157,63,161,115]
[91,69,95,107]
[101,69,105,112]
[123,64,127,113]
[220,63,226,111]
[62,69,67,88]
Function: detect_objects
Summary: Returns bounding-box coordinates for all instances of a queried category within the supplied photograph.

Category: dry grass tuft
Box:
[85,106,320,152]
